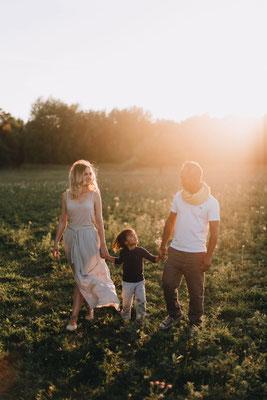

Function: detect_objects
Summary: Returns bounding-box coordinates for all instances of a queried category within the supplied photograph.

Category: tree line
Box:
[0,97,266,167]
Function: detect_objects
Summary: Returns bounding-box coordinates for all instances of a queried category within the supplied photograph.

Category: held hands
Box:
[105,254,115,263]
[201,253,212,272]
[100,244,109,259]
[158,245,167,260]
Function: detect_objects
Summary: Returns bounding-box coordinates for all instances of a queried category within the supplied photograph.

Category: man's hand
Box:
[158,245,167,259]
[201,253,212,272]
[158,212,176,260]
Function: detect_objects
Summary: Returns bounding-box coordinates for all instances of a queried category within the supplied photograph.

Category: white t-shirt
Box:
[170,191,220,253]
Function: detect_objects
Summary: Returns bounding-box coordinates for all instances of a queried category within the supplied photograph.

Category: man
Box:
[158,161,220,332]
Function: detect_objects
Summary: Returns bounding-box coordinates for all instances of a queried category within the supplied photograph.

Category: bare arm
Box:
[158,211,177,259]
[106,255,116,263]
[94,191,108,258]
[53,192,68,259]
[201,220,220,271]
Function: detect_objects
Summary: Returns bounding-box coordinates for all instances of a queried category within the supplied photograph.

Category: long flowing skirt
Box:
[63,225,120,310]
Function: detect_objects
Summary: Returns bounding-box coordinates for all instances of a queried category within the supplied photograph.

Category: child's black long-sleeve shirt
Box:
[114,246,157,283]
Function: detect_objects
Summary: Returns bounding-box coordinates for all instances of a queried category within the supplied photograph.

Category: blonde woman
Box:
[53,160,120,331]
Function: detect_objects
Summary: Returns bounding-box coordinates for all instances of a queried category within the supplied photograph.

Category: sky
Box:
[1,0,267,122]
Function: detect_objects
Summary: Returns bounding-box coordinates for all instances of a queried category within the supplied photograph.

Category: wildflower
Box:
[167,384,173,389]
[149,381,154,386]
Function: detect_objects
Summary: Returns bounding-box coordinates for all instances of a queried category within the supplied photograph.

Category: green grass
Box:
[0,164,266,399]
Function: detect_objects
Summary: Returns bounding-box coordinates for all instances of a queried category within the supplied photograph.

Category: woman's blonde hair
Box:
[69,160,98,199]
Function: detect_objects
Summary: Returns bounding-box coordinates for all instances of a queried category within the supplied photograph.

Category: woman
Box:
[53,160,120,331]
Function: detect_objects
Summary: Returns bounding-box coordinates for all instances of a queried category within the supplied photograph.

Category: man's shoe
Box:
[189,324,201,336]
[159,314,182,330]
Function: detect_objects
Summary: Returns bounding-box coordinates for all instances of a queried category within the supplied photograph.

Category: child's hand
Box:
[155,255,161,263]
[106,254,115,263]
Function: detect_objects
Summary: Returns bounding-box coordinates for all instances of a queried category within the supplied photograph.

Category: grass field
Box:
[0,164,266,400]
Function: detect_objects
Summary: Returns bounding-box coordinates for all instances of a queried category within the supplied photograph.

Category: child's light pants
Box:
[121,280,146,320]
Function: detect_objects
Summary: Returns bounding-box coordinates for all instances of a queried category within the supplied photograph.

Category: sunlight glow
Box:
[0,0,266,122]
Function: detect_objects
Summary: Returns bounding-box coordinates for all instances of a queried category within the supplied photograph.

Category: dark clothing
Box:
[162,246,205,326]
[115,246,157,283]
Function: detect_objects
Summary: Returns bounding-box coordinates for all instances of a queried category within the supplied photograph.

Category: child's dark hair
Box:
[113,228,137,252]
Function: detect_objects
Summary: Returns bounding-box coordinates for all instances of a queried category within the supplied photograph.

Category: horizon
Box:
[2,96,266,125]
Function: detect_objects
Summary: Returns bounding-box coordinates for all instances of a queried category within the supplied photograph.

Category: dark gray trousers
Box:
[162,246,205,326]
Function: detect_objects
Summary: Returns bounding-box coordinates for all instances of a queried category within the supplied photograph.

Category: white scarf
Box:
[181,181,210,205]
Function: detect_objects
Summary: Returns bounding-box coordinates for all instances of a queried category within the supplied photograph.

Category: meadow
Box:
[0,164,266,400]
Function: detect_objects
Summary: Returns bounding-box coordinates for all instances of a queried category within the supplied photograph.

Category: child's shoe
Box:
[120,309,131,321]
[136,314,146,322]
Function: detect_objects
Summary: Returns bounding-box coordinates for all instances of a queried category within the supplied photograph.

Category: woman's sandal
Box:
[66,315,78,331]
[85,308,94,321]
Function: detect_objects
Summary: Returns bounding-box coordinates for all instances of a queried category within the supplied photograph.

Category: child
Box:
[106,228,160,322]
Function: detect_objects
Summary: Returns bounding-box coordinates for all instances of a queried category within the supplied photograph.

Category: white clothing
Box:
[66,189,95,227]
[63,191,120,310]
[121,280,146,320]
[170,191,220,253]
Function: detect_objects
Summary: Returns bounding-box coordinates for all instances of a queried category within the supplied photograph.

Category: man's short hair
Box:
[181,161,203,180]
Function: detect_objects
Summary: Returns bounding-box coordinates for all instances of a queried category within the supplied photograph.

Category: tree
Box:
[0,109,24,166]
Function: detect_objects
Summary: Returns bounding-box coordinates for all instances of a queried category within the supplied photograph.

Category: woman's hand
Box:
[53,243,60,259]
[100,244,109,259]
